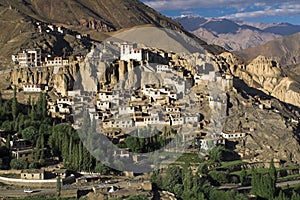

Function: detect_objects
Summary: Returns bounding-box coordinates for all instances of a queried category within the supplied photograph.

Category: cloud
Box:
[143,0,298,11]
[220,3,300,20]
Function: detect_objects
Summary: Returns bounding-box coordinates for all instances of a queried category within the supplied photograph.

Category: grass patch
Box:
[278,174,300,182]
[231,165,300,177]
[282,183,300,190]
[176,153,202,163]
[230,168,270,176]
[278,166,300,171]
[219,160,245,168]
[1,173,20,178]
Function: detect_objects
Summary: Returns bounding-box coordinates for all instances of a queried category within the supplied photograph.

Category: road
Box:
[0,188,56,198]
[218,179,300,190]
[2,179,300,198]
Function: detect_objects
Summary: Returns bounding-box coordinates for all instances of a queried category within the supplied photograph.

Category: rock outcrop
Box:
[11,64,78,96]
[225,90,300,164]
[79,18,115,32]
[218,53,300,108]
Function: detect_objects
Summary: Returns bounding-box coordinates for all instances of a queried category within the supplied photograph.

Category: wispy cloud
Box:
[143,0,300,22]
[143,0,297,10]
[221,3,300,20]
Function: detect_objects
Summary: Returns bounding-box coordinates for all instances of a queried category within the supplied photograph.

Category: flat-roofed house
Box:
[21,169,45,180]
[23,84,42,92]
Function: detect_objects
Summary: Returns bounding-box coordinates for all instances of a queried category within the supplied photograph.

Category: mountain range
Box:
[236,32,300,77]
[174,15,300,51]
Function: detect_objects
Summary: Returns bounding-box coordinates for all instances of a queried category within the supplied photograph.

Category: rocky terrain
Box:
[208,51,300,164]
[218,52,300,108]
[236,32,300,76]
[225,88,300,164]
[174,15,300,51]
[2,0,182,31]
[0,0,225,68]
[10,63,78,97]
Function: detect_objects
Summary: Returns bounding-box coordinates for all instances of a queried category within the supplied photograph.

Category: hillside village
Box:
[4,37,249,165]
[0,35,254,199]
[1,0,300,199]
[3,36,300,199]
[1,13,300,200]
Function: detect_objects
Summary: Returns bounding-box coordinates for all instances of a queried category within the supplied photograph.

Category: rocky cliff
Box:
[236,32,300,77]
[218,53,300,108]
[225,89,300,164]
[11,64,78,96]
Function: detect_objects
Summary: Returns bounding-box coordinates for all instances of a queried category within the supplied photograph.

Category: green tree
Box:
[21,126,38,143]
[56,176,61,199]
[95,162,110,175]
[163,166,182,193]
[208,146,225,163]
[251,161,277,200]
[126,195,147,200]
[240,170,247,186]
[125,136,142,153]
[209,171,229,185]
[150,170,163,188]
[269,160,277,192]
[274,190,289,200]
[5,135,11,149]
[12,86,18,122]
[198,162,209,175]
[2,120,14,132]
[10,158,28,169]
[291,191,300,200]
[174,184,183,197]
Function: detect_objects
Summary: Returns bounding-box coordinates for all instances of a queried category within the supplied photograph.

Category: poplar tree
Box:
[5,135,11,149]
[56,176,61,198]
[12,86,18,122]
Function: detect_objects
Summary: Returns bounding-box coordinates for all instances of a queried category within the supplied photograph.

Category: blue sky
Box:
[142,0,300,25]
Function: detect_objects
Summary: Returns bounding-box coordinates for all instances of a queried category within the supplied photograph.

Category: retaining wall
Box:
[0,175,61,188]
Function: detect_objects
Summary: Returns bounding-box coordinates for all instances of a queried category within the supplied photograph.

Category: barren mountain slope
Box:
[236,32,300,70]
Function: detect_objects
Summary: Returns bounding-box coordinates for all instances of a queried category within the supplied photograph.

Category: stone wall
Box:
[0,175,61,188]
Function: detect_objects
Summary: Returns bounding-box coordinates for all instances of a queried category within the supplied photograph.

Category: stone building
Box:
[12,49,42,67]
[120,43,148,62]
[21,169,45,180]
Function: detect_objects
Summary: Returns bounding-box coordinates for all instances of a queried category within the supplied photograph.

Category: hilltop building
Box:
[12,49,42,67]
[45,56,69,66]
[120,43,148,62]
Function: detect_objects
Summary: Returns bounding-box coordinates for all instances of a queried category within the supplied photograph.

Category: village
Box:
[0,37,256,199]
[1,29,300,200]
[4,39,250,162]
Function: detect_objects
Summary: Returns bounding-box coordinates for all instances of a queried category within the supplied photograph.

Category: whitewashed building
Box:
[170,114,184,126]
[96,101,111,110]
[57,104,71,114]
[23,84,42,92]
[13,49,42,67]
[57,98,74,106]
[98,92,119,102]
[103,118,135,129]
[45,57,69,66]
[120,43,148,62]
[221,132,246,139]
[156,65,171,73]
[118,106,135,115]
